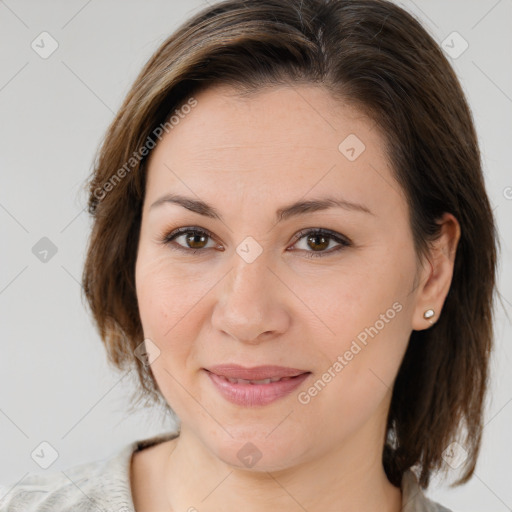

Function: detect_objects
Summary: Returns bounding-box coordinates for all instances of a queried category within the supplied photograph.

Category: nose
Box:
[211,251,291,345]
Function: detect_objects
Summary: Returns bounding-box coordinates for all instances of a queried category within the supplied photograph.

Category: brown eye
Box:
[161,226,350,258]
[291,228,351,258]
[306,233,330,251]
[163,227,217,253]
[183,231,209,249]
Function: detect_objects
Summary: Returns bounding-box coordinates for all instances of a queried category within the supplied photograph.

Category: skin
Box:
[132,83,460,512]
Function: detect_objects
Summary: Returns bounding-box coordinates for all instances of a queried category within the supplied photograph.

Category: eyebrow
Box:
[149,193,374,222]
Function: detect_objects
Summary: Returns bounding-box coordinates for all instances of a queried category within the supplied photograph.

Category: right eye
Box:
[160,226,221,254]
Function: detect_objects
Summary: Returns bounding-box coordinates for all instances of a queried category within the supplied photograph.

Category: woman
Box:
[0,0,498,510]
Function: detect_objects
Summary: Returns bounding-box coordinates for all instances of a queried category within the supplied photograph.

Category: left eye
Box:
[290,228,351,258]
[161,227,351,258]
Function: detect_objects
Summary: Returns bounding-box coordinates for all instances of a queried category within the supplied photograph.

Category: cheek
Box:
[136,270,173,339]
[299,255,413,423]
[135,252,214,374]
[298,302,410,442]
[135,257,202,411]
[301,265,407,357]
[136,249,199,334]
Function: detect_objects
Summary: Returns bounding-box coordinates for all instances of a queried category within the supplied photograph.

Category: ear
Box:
[412,212,461,331]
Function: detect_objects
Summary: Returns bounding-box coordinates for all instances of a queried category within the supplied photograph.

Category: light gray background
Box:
[0,0,511,510]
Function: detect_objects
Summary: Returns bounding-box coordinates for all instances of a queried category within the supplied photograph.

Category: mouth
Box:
[203,365,312,406]
[210,375,300,385]
[204,364,310,382]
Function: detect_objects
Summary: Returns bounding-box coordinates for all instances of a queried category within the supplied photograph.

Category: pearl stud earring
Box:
[423,309,435,323]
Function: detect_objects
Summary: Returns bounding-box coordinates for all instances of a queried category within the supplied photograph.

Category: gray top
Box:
[0,430,452,511]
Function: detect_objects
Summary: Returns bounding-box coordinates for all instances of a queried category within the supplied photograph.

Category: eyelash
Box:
[159,226,352,258]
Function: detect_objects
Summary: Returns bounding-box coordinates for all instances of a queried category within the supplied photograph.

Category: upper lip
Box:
[205,364,310,380]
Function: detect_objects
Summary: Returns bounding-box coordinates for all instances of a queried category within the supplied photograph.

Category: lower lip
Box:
[205,370,310,406]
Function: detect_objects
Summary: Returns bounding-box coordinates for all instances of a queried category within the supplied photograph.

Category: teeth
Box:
[223,376,294,384]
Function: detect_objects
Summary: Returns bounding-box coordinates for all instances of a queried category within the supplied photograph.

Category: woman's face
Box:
[135,84,427,471]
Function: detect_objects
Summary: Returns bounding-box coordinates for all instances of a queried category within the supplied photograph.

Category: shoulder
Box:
[0,440,139,512]
[0,431,179,512]
[401,470,454,512]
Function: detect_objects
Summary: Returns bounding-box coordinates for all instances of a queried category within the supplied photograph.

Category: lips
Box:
[214,374,296,385]
[205,364,309,382]
[204,366,312,406]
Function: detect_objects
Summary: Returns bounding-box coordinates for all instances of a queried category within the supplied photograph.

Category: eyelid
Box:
[290,227,351,246]
[160,226,352,257]
[161,226,222,249]
[288,228,352,258]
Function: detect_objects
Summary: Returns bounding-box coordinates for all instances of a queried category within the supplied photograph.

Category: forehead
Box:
[160,84,377,158]
[144,84,406,221]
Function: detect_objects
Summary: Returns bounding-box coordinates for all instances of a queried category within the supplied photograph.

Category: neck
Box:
[161,426,402,512]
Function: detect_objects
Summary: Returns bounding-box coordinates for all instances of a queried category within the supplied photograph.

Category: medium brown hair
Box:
[81,0,499,488]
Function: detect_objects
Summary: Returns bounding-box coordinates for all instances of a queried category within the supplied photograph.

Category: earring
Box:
[423,308,435,324]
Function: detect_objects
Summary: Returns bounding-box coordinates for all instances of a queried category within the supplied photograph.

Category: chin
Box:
[203,426,310,473]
